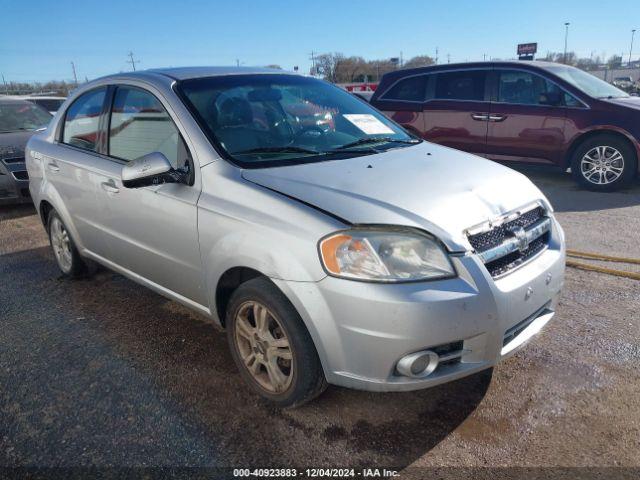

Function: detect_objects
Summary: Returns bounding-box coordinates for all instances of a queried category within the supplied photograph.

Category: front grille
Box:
[2,156,25,165]
[503,305,552,347]
[468,207,544,252]
[12,170,29,181]
[467,205,550,278]
[432,341,464,369]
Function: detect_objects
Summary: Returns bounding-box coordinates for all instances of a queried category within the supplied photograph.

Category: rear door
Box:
[46,87,111,257]
[485,69,568,165]
[422,69,491,156]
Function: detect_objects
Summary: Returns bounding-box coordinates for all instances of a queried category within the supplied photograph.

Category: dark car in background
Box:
[0,98,52,204]
[371,61,640,191]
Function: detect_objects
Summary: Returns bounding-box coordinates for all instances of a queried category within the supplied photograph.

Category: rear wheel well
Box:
[565,130,638,169]
[39,200,54,228]
[215,267,264,327]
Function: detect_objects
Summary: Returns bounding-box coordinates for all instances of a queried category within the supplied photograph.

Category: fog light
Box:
[397,350,439,378]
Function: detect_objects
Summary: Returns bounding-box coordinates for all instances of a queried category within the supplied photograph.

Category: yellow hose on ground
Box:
[565,249,640,281]
[566,249,640,265]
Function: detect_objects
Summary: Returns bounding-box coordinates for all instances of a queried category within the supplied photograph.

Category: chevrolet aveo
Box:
[26,67,565,407]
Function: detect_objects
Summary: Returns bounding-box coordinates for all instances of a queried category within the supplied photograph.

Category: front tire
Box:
[570,134,637,192]
[47,210,89,278]
[226,277,327,408]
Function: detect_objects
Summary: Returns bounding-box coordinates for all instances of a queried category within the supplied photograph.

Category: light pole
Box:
[630,29,636,66]
[563,22,570,64]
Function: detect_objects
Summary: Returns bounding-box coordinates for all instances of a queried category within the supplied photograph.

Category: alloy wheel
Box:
[50,216,73,273]
[233,301,294,393]
[580,145,625,185]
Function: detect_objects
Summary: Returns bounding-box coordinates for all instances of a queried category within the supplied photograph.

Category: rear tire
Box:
[570,134,637,192]
[47,210,89,278]
[225,276,327,408]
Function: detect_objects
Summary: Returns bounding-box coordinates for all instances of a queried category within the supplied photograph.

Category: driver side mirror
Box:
[121,152,184,188]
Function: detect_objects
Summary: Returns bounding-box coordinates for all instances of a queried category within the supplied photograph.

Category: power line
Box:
[127,51,140,71]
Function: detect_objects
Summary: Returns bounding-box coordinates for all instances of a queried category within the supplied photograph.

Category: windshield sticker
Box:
[343,114,395,135]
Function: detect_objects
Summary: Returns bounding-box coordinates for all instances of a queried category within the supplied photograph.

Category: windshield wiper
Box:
[333,137,420,151]
[231,146,324,156]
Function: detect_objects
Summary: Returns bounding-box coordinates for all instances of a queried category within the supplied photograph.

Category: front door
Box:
[485,69,568,166]
[95,85,207,307]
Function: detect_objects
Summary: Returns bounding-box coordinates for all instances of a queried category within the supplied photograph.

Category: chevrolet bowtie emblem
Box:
[509,226,529,253]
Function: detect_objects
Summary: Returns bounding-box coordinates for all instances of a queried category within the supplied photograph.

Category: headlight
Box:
[319,228,455,282]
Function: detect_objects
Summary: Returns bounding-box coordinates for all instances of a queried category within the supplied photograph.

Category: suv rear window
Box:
[435,70,486,101]
[381,75,427,102]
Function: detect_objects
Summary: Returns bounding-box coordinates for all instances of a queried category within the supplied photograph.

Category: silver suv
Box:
[26,67,565,407]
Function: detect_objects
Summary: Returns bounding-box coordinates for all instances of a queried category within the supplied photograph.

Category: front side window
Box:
[63,88,106,152]
[178,74,417,168]
[382,75,428,102]
[108,87,187,169]
[435,70,486,101]
[0,101,51,133]
[497,70,564,106]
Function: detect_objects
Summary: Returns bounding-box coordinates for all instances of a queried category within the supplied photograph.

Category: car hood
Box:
[603,96,640,111]
[241,142,549,251]
[0,131,34,158]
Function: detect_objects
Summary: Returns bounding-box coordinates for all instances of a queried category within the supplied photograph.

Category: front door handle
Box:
[471,113,489,121]
[101,180,120,194]
[489,114,507,122]
[46,162,60,172]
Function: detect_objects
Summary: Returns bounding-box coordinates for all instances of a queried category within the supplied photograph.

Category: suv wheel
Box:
[226,277,327,408]
[47,210,89,278]
[570,134,637,192]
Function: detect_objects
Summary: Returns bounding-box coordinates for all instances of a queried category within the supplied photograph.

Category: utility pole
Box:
[630,29,636,66]
[309,51,316,75]
[563,22,570,64]
[447,53,451,64]
[483,53,487,61]
[2,74,8,94]
[435,47,439,64]
[127,51,140,71]
[70,61,78,86]
[400,51,403,68]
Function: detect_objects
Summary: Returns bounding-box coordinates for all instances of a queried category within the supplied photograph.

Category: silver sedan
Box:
[26,67,565,407]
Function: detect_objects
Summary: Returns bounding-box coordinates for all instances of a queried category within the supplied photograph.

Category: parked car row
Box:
[611,76,639,94]
[370,61,640,191]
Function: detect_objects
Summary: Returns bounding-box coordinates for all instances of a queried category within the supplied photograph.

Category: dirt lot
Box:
[1,169,639,477]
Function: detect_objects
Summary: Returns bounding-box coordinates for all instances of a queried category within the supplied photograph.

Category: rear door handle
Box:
[101,180,120,194]
[489,114,507,122]
[46,162,60,172]
[471,113,489,121]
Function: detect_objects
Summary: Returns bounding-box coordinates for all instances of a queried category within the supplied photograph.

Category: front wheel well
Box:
[215,267,264,327]
[565,130,638,169]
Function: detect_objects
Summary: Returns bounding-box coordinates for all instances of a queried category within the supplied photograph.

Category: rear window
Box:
[435,70,487,101]
[381,75,427,102]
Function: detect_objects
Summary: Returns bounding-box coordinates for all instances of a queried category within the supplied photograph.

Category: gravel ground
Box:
[0,169,639,477]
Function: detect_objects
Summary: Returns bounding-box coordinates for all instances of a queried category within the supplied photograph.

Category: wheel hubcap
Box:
[234,301,293,393]
[580,146,624,185]
[50,217,73,273]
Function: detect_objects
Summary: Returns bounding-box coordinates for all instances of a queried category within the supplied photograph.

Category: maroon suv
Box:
[370,61,640,191]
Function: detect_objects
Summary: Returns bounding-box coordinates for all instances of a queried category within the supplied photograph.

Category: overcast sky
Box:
[1,0,638,83]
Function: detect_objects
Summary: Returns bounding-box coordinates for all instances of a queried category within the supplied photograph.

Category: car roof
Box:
[379,60,570,79]
[0,96,37,106]
[131,66,292,81]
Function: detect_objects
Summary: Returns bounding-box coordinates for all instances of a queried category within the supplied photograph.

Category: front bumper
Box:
[0,160,31,205]
[274,218,565,392]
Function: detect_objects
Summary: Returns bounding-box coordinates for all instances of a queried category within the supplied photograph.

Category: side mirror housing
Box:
[122,152,174,188]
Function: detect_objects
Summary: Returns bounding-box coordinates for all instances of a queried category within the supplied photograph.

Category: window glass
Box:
[546,65,629,99]
[0,102,51,133]
[179,74,415,168]
[563,92,583,107]
[382,75,427,102]
[63,88,106,152]
[109,87,186,168]
[435,70,486,101]
[497,70,565,105]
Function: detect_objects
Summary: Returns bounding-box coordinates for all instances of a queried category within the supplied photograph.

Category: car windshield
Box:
[177,74,418,167]
[0,102,52,133]
[546,65,630,99]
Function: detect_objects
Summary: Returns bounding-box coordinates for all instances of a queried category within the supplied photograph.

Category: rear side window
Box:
[435,70,486,101]
[108,86,187,169]
[382,75,427,102]
[63,88,106,152]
